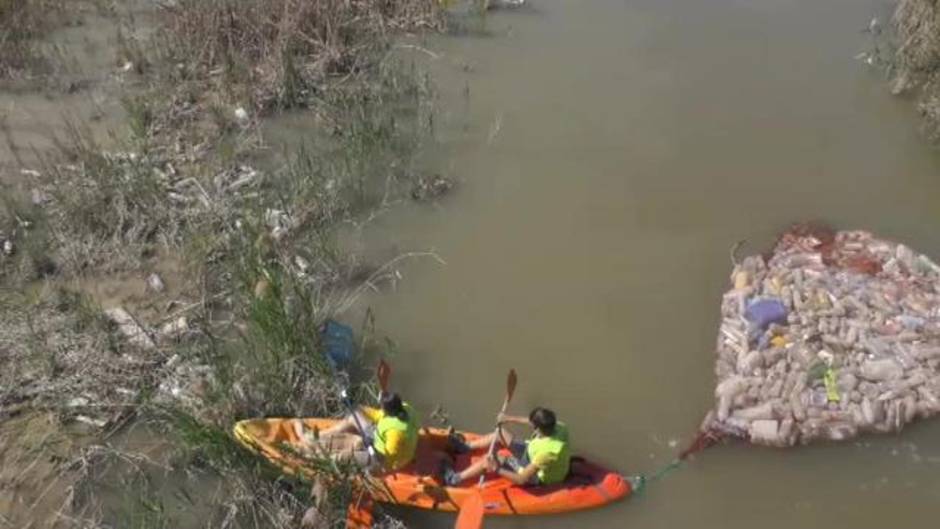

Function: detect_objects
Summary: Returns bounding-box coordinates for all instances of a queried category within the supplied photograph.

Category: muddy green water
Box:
[349,0,940,527]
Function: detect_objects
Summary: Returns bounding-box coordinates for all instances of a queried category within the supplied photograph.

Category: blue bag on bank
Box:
[321,319,355,370]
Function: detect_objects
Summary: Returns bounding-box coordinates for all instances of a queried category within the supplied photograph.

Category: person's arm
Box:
[359,406,382,424]
[496,413,530,427]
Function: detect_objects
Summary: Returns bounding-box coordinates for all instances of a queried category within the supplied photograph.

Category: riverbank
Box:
[0,1,462,527]
[892,0,940,140]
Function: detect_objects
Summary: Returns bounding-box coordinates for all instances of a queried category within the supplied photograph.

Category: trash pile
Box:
[701,225,940,446]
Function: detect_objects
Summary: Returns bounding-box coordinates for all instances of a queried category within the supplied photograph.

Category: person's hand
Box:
[485,454,499,472]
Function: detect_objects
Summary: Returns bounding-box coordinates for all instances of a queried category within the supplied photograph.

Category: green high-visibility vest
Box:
[526,422,570,484]
[373,402,420,470]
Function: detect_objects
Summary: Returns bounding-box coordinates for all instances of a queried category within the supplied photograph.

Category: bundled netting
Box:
[701,224,940,447]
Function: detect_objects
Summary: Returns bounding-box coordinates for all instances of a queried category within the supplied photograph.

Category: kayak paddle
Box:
[455,492,485,529]
[454,369,517,529]
[480,369,517,487]
[377,358,391,394]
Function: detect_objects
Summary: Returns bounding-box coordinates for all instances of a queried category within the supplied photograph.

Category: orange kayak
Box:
[233,418,632,516]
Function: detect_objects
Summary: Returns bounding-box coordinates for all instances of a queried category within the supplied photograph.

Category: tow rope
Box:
[629,429,723,495]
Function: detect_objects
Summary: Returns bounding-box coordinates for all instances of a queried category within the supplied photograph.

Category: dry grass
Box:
[0,0,112,82]
[156,0,442,112]
[0,287,163,427]
[0,0,66,78]
[893,0,940,139]
[1,1,449,527]
[894,0,940,74]
[37,130,193,275]
[20,0,441,278]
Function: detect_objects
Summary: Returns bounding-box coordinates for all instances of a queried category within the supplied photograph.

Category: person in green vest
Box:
[295,392,420,473]
[442,407,570,486]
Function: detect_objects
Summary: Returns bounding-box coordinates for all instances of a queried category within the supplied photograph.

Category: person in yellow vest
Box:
[442,407,570,486]
[295,392,420,473]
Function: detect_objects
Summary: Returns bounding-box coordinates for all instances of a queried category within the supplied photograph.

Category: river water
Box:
[350,0,940,527]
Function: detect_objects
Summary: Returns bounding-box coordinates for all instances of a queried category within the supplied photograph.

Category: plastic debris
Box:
[104,308,155,349]
[75,415,108,428]
[160,317,189,339]
[487,0,527,8]
[214,165,259,193]
[30,188,49,205]
[703,225,940,446]
[147,273,166,293]
[410,174,454,202]
[67,397,90,408]
[264,208,292,240]
[745,298,788,341]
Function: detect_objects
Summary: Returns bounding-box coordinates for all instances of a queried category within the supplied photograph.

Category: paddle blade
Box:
[377,359,391,393]
[455,493,485,529]
[506,369,518,403]
[345,497,374,529]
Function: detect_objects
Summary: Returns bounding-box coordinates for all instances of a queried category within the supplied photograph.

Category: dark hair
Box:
[529,407,556,435]
[381,392,408,422]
